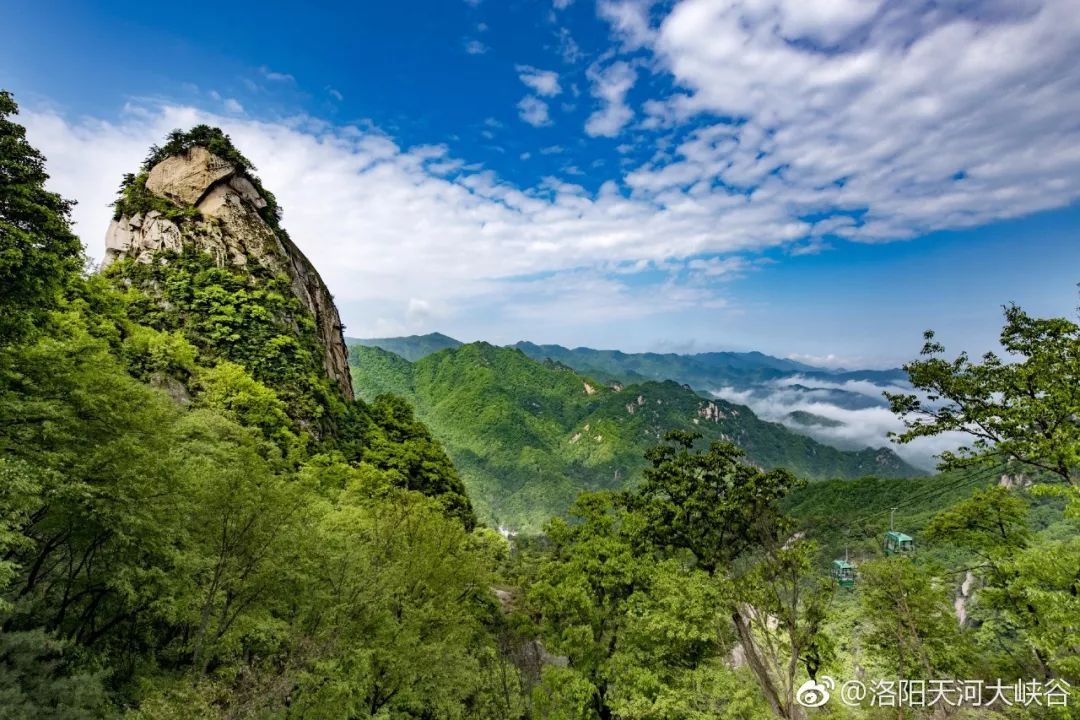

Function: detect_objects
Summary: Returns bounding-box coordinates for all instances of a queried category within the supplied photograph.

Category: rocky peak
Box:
[105,140,353,400]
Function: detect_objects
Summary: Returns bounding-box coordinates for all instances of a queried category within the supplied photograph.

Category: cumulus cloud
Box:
[585,60,637,137]
[19,102,756,337]
[614,0,1080,241]
[517,95,552,126]
[18,0,1080,342]
[598,0,657,50]
[516,65,562,97]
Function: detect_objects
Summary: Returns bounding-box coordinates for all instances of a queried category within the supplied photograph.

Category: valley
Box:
[349,337,919,530]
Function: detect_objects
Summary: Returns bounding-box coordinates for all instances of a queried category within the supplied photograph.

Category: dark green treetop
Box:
[0,90,84,342]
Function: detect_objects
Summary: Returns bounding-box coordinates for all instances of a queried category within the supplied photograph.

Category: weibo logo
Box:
[795,676,835,707]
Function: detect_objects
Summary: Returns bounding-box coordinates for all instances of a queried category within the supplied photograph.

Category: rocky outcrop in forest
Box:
[106,143,352,399]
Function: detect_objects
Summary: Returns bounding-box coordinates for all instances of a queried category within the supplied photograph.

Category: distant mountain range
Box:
[348,335,920,531]
[347,332,462,361]
[348,333,908,408]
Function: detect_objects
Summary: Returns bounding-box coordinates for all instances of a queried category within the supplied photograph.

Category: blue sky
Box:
[4,0,1080,367]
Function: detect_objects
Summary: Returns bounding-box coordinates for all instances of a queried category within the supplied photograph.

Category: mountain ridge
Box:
[347,332,907,386]
[350,340,920,530]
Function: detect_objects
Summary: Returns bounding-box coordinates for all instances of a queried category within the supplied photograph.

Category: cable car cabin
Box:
[883,531,914,556]
[831,559,856,588]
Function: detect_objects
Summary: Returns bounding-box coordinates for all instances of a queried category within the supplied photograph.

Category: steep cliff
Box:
[105,135,352,400]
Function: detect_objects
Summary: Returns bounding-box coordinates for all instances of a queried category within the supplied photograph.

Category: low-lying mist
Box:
[711,375,968,473]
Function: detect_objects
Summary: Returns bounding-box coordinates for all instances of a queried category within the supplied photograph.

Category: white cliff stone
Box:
[104,213,181,264]
[146,146,234,205]
[227,176,267,208]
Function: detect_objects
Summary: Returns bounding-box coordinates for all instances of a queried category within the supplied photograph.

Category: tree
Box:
[286,487,499,719]
[926,487,1078,681]
[364,394,476,529]
[527,492,649,720]
[631,431,802,576]
[627,432,822,720]
[0,90,84,343]
[858,557,971,682]
[606,560,768,720]
[731,540,834,720]
[0,97,514,719]
[889,305,1080,688]
[887,305,1080,495]
[0,628,114,720]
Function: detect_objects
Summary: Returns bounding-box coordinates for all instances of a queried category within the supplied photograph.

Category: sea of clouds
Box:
[711,375,969,471]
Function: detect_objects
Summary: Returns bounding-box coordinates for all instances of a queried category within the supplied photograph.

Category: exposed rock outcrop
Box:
[145,146,234,206]
[697,401,726,422]
[105,146,353,399]
[955,570,977,625]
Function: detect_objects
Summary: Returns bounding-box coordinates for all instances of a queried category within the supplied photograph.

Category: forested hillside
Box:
[2,89,1077,719]
[351,342,918,529]
[0,94,507,718]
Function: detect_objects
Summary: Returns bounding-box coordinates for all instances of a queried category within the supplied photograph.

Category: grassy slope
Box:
[352,343,920,531]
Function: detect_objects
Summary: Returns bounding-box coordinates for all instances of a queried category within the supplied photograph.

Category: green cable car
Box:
[831,559,856,588]
[883,530,914,556]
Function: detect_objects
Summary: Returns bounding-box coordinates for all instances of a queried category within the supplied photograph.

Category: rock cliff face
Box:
[105,146,353,399]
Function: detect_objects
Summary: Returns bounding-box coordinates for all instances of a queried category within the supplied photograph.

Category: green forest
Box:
[1,89,1078,719]
[349,342,917,530]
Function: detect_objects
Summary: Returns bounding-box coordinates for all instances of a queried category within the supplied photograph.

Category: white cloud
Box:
[327,87,344,101]
[20,102,776,338]
[223,98,244,114]
[585,60,637,137]
[787,353,863,369]
[259,66,295,83]
[553,0,574,9]
[406,297,444,324]
[686,256,752,278]
[464,39,489,55]
[516,65,562,97]
[774,375,913,399]
[517,95,552,126]
[500,269,727,326]
[18,0,1080,347]
[598,0,657,50]
[555,27,584,64]
[615,0,1080,241]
